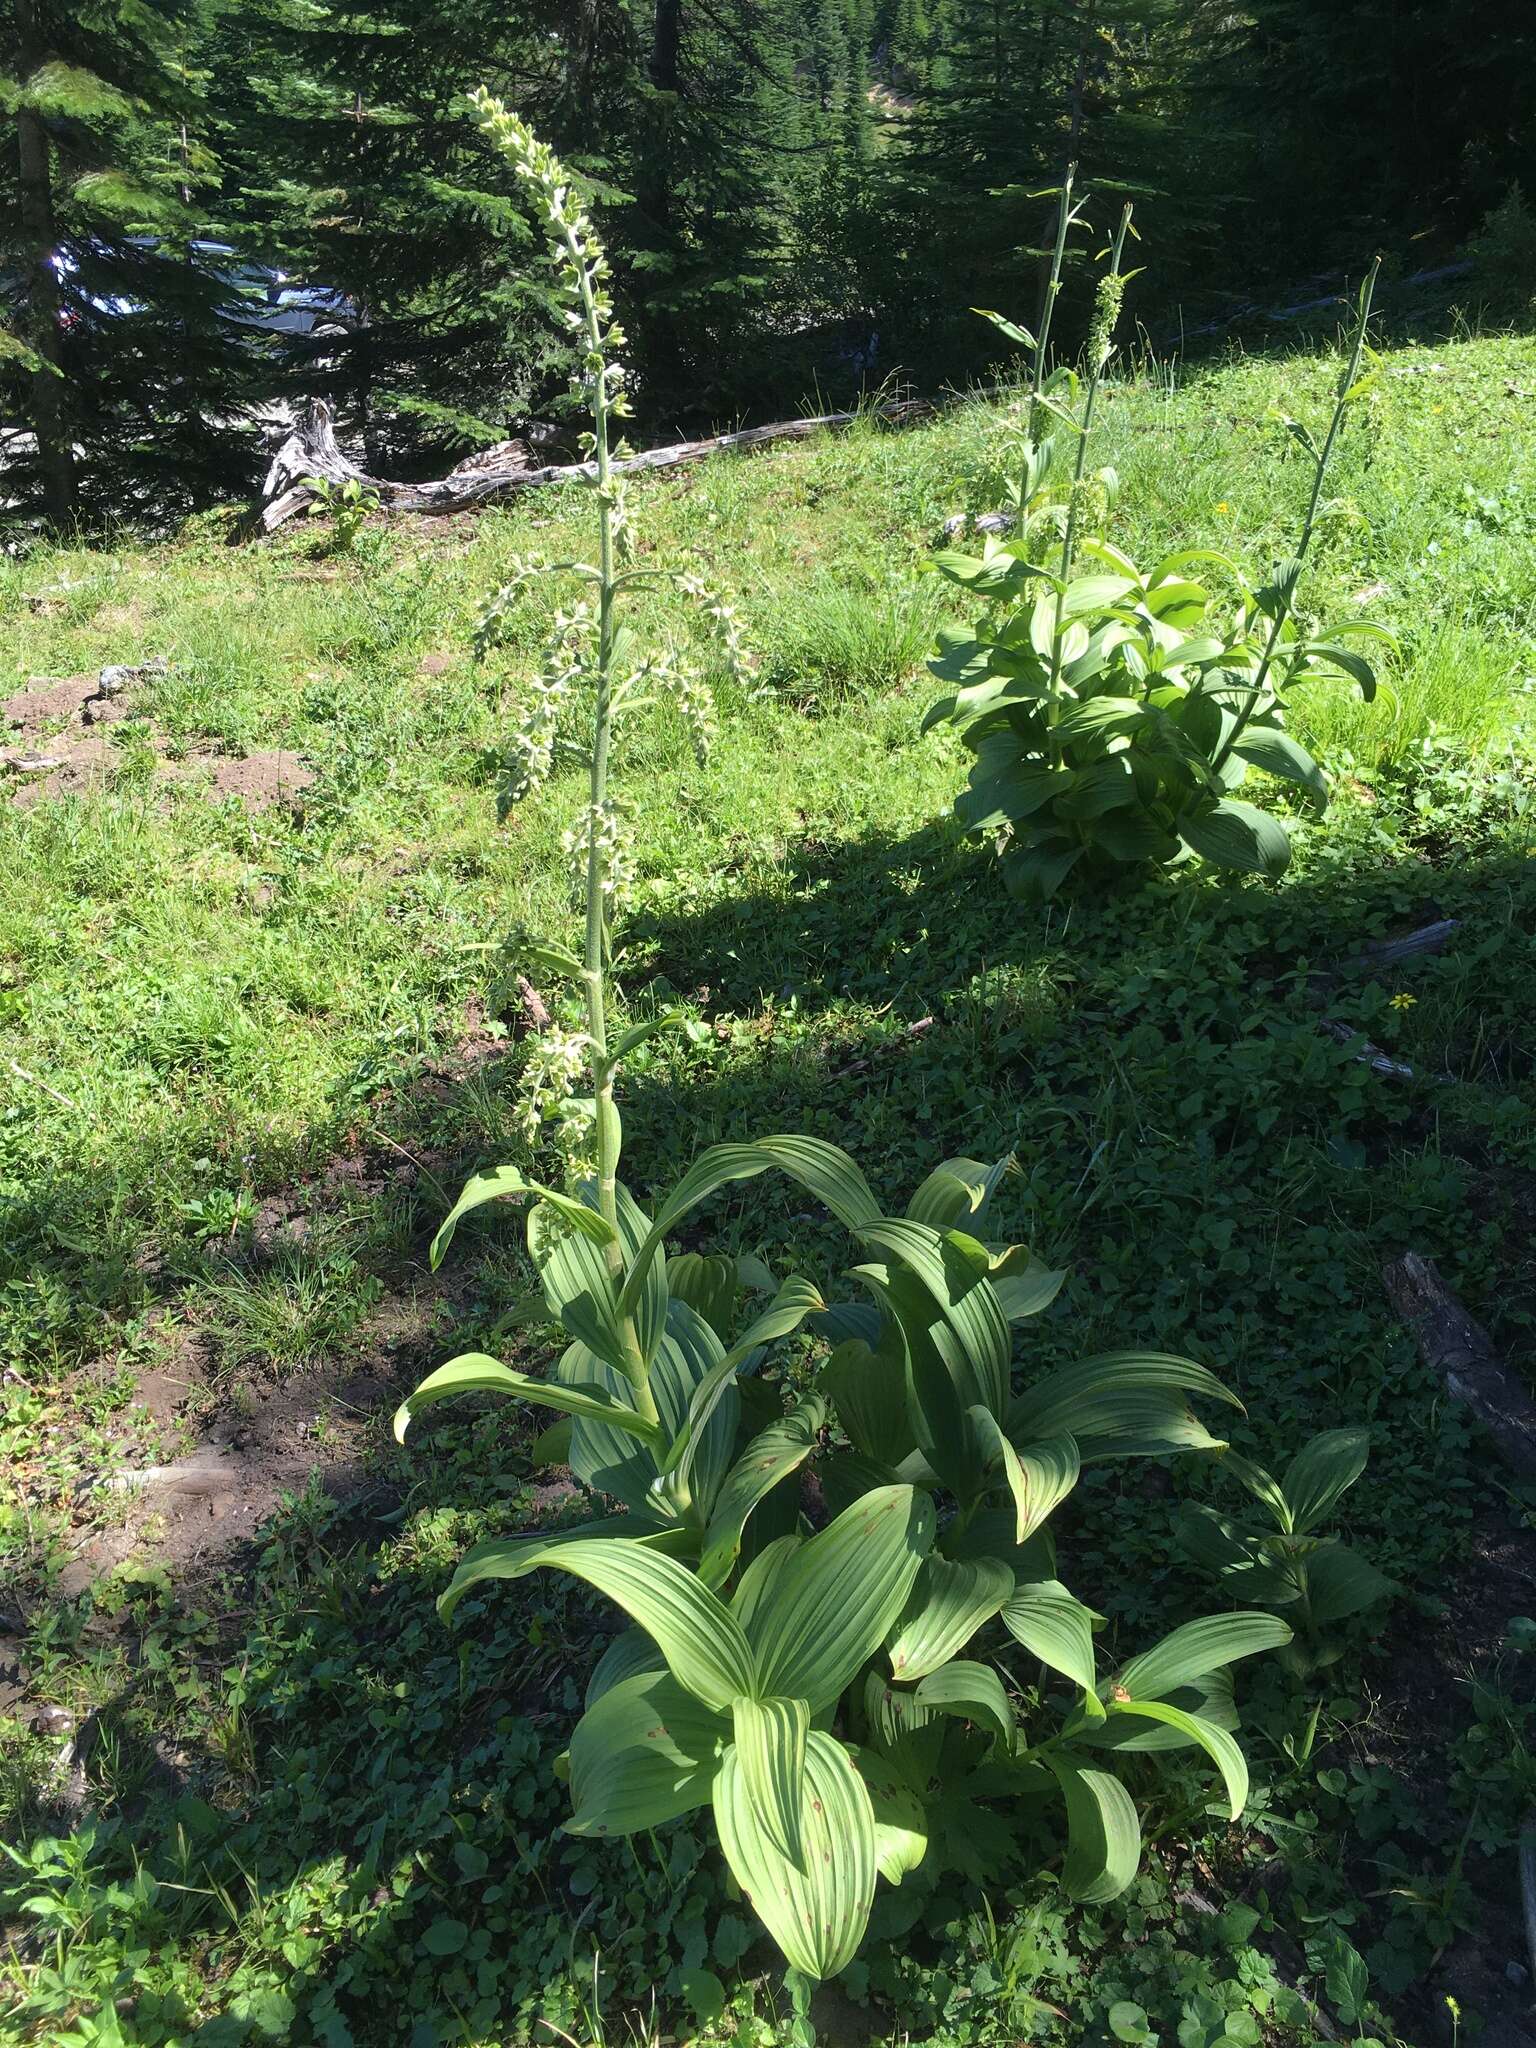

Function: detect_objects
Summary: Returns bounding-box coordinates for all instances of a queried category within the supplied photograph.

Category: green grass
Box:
[2,328,1536,2046]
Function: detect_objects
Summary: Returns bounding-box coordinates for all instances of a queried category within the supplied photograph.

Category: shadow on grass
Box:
[6,802,1536,2044]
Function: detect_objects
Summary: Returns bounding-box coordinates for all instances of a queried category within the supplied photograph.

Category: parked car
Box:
[48,238,360,339]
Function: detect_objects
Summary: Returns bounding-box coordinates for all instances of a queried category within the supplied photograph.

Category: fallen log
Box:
[1383,1251,1536,1477]
[255,395,934,535]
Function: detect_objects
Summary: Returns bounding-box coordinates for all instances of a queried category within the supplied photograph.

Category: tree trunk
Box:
[637,0,684,418]
[14,0,74,529]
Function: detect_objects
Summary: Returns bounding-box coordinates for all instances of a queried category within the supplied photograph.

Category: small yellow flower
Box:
[1216,501,1231,514]
[1389,991,1418,1012]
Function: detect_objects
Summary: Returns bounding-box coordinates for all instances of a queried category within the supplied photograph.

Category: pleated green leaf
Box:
[566,1670,727,1837]
[662,1276,825,1504]
[713,1731,877,1978]
[855,1218,1011,1421]
[888,1556,1013,1682]
[1113,1612,1292,1702]
[585,1626,664,1709]
[819,1331,916,1469]
[455,1536,757,1708]
[732,1695,810,1865]
[913,1659,1015,1751]
[392,1354,661,1447]
[1176,797,1291,878]
[1106,1699,1249,1819]
[429,1164,615,1268]
[700,1395,826,1588]
[1009,1351,1241,1443]
[748,1486,935,1712]
[854,1746,929,1884]
[438,1519,695,1623]
[730,1534,803,1637]
[1001,1579,1101,1712]
[1304,1541,1395,1624]
[1048,1758,1142,1903]
[971,1407,1080,1543]
[621,1137,882,1313]
[1281,1428,1371,1535]
[666,1252,740,1339]
[905,1156,1013,1231]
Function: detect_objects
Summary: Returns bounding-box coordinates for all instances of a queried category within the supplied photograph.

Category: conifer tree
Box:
[2,0,248,526]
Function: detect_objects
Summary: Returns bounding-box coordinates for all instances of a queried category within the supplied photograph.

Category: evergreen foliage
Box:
[2,0,1534,523]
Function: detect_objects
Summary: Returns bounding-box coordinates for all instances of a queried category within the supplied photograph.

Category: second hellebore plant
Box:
[398,98,1315,1983]
[928,181,1395,899]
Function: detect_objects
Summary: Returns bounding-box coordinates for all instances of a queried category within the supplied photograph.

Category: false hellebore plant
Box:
[398,104,1294,1981]
[927,176,1396,900]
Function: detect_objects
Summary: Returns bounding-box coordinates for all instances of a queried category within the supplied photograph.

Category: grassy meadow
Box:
[3,327,1536,2047]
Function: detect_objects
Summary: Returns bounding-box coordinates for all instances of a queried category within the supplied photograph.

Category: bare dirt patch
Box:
[171,748,315,809]
[3,662,315,812]
[3,673,102,731]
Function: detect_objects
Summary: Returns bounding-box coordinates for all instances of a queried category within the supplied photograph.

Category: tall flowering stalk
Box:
[466,90,745,1422]
[396,117,1302,1989]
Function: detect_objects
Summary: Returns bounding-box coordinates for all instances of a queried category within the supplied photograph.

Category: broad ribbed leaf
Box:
[732,1696,809,1864]
[913,1660,1015,1751]
[648,1300,739,1520]
[1083,1670,1238,1753]
[730,1534,802,1637]
[438,1519,694,1622]
[1231,727,1327,803]
[585,1627,664,1708]
[535,1209,635,1381]
[820,1332,915,1468]
[713,1732,876,1978]
[1107,1700,1249,1819]
[566,1670,727,1836]
[429,1165,615,1268]
[1002,1580,1100,1708]
[470,1537,756,1709]
[818,1447,902,1521]
[1049,1759,1141,1903]
[749,1486,934,1711]
[1176,1506,1299,1605]
[989,1247,1066,1323]
[621,1137,882,1312]
[392,1354,661,1447]
[972,1407,1080,1543]
[1113,1612,1291,1702]
[700,1396,825,1588]
[1071,1391,1231,1461]
[854,1746,929,1883]
[856,1218,1011,1419]
[666,1253,739,1339]
[1010,1352,1241,1443]
[1305,1541,1395,1624]
[905,1156,1013,1231]
[863,1262,988,1497]
[1221,1452,1294,1529]
[662,1276,825,1504]
[1177,798,1291,878]
[1282,1428,1370,1535]
[558,1342,658,1514]
[888,1556,1013,1682]
[942,1510,1057,1586]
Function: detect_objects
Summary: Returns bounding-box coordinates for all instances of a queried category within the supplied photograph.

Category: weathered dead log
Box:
[1383,1251,1536,1477]
[256,396,934,535]
[1308,919,1461,1083]
[1332,918,1460,980]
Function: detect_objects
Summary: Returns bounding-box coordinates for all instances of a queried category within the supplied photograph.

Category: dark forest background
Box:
[4,0,1535,527]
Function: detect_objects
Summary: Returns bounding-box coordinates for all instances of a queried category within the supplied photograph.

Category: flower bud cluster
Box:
[563,796,635,904]
[505,602,592,804]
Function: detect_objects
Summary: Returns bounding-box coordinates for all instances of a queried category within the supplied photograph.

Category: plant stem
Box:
[568,219,657,1422]
[1029,166,1076,431]
[1043,201,1132,757]
[1210,255,1380,778]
